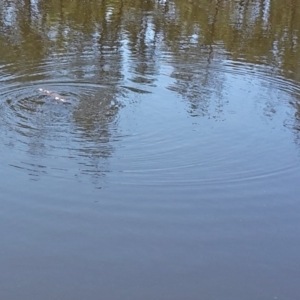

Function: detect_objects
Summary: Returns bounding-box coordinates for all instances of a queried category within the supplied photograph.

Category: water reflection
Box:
[1,1,300,300]
[0,0,300,182]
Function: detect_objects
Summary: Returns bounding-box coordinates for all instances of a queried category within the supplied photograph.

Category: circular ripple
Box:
[1,84,73,142]
[109,62,300,188]
[0,80,122,184]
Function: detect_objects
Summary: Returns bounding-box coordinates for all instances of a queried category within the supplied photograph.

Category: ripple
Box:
[1,44,300,189]
[109,59,300,188]
[112,118,296,187]
[0,78,122,184]
[0,84,73,141]
[219,59,300,104]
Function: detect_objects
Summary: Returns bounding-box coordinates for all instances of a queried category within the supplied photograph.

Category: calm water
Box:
[1,0,300,299]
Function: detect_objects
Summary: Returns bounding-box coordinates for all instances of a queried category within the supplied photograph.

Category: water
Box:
[1,1,300,299]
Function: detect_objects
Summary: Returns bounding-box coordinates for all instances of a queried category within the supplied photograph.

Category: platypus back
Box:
[38,88,67,103]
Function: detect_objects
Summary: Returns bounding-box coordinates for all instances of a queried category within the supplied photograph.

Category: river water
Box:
[0,1,300,299]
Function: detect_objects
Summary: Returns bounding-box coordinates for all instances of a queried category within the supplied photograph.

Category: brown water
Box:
[1,1,300,299]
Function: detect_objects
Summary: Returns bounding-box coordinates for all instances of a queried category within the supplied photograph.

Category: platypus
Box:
[38,88,67,103]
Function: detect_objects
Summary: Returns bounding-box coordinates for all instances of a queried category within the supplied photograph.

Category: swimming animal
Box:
[38,88,67,103]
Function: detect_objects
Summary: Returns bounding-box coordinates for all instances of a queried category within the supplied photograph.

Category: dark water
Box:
[1,0,300,299]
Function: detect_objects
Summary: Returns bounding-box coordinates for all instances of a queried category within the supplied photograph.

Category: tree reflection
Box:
[1,0,300,181]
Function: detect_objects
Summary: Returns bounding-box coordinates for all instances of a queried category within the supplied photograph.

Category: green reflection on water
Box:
[1,0,300,153]
[1,0,299,76]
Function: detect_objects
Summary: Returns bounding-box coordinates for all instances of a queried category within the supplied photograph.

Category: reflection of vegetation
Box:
[1,0,300,169]
[1,0,300,75]
[1,0,300,92]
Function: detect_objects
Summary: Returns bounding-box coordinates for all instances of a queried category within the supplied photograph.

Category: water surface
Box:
[1,1,300,299]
